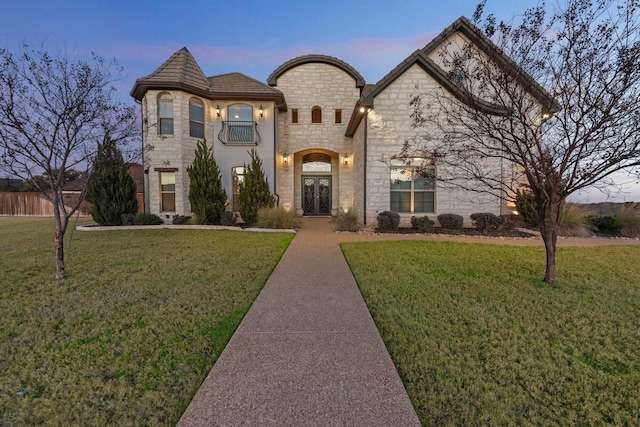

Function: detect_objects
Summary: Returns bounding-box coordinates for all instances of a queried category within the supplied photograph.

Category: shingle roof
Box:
[208,72,286,100]
[130,47,210,99]
[130,48,286,110]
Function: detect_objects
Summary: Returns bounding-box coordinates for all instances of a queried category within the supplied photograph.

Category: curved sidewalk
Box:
[178,218,421,426]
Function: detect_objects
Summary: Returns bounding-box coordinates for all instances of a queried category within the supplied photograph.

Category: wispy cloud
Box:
[108,33,438,83]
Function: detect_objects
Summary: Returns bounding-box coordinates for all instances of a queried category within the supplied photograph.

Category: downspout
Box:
[272,104,280,207]
[363,112,368,225]
[135,98,148,213]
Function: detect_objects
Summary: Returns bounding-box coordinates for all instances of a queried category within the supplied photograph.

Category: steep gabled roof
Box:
[130,47,210,100]
[130,48,287,110]
[345,16,560,137]
[267,54,366,88]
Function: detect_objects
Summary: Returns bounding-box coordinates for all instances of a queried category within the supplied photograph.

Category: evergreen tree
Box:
[187,139,226,224]
[86,135,138,225]
[239,148,275,225]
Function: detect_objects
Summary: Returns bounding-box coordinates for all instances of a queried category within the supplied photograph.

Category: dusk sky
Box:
[2,0,638,202]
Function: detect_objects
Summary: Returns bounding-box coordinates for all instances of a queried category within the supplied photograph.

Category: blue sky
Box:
[2,0,638,202]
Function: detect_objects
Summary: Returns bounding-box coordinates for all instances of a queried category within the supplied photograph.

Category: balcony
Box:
[218,121,261,145]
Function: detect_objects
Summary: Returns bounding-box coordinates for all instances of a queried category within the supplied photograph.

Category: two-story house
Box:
[131,17,554,226]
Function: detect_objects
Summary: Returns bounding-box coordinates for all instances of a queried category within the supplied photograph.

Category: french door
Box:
[302,176,331,215]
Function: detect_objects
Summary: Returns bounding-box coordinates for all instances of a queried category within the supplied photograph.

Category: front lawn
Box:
[0,217,293,425]
[342,241,640,425]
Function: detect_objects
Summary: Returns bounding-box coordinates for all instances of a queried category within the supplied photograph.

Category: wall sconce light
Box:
[259,104,264,119]
[541,112,553,121]
[216,105,221,117]
[343,153,349,166]
[283,152,289,166]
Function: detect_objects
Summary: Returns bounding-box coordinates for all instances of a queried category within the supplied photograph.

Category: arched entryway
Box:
[302,153,332,216]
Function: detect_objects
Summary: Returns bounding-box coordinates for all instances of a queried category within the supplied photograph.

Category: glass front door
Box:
[303,176,331,216]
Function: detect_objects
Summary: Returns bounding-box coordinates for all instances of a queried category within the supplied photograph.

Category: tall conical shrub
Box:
[187,139,226,224]
[86,135,138,225]
[239,148,274,225]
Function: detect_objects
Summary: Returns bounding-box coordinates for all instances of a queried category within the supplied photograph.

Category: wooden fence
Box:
[0,192,91,216]
[0,192,144,216]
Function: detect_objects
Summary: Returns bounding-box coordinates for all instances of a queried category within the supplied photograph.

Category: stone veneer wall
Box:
[142,89,276,218]
[364,64,502,226]
[274,63,360,214]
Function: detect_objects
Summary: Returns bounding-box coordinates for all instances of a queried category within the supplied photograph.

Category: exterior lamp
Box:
[343,153,349,166]
[216,105,221,117]
[259,105,264,119]
[283,152,289,166]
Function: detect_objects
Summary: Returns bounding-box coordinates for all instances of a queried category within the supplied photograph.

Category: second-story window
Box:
[158,93,174,135]
[218,103,259,144]
[292,109,298,124]
[311,106,322,123]
[189,98,204,138]
[335,109,342,124]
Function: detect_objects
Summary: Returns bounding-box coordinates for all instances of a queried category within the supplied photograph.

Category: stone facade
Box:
[272,63,360,215]
[131,17,551,226]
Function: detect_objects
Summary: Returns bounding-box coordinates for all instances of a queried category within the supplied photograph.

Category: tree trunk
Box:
[52,191,67,280]
[55,227,65,280]
[539,199,561,285]
[541,225,557,284]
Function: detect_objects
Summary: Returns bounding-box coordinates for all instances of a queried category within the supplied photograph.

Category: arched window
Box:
[225,104,254,143]
[390,157,435,213]
[158,93,174,135]
[311,106,322,123]
[189,98,204,138]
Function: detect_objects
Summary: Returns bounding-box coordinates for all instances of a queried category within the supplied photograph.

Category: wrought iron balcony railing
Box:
[218,121,261,145]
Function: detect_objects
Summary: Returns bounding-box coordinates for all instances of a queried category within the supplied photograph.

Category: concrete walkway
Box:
[177,218,421,426]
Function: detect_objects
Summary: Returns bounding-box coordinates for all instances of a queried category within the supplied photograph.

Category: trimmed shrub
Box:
[411,215,435,233]
[133,213,164,225]
[333,208,360,232]
[377,211,400,231]
[187,140,226,225]
[86,136,138,226]
[239,149,275,225]
[255,207,301,229]
[470,212,500,231]
[172,215,191,225]
[437,213,464,229]
[220,211,238,226]
[121,213,135,226]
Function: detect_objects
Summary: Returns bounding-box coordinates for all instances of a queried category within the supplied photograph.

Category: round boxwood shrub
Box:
[133,213,164,225]
[470,212,500,231]
[411,215,435,233]
[377,211,400,231]
[172,215,192,225]
[437,213,464,229]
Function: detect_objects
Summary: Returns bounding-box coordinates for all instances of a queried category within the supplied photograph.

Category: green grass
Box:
[341,241,640,425]
[0,217,293,426]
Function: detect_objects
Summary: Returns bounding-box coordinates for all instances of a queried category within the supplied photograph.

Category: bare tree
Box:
[0,44,139,279]
[407,0,640,284]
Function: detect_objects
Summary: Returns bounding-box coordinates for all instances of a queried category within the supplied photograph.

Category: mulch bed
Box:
[376,227,537,238]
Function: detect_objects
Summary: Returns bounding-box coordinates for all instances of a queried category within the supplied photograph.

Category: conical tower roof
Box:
[130,47,210,100]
